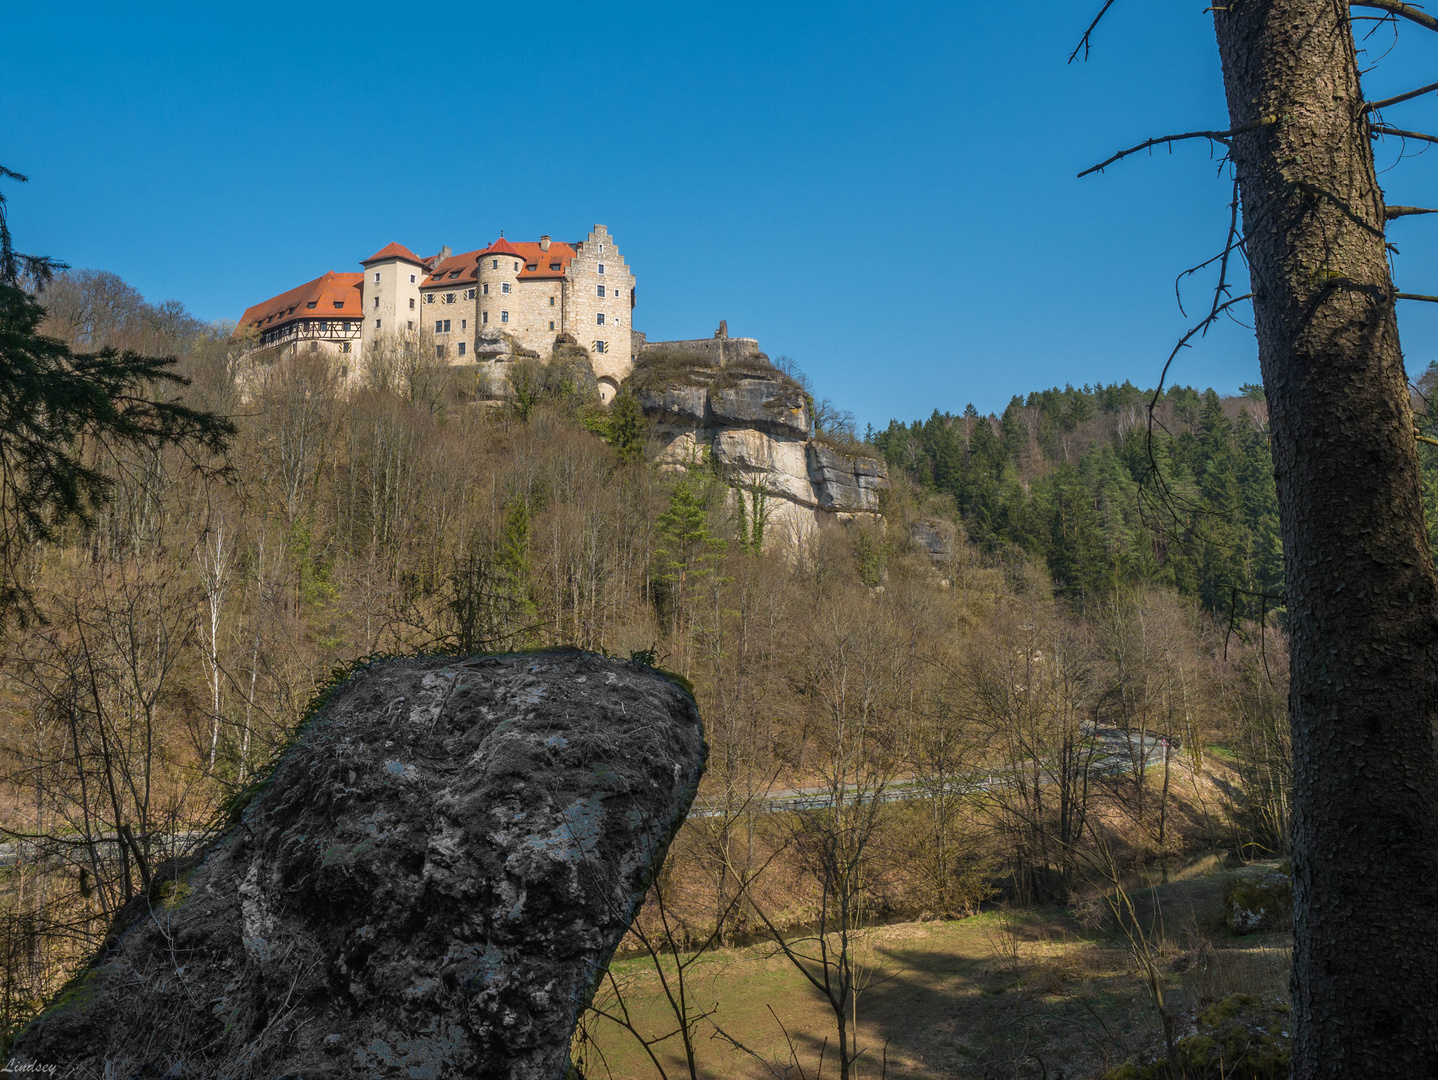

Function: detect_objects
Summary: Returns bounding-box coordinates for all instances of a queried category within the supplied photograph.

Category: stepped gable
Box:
[12,650,707,1079]
[239,270,363,332]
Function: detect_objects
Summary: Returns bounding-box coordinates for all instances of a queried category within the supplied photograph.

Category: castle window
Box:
[466,288,476,299]
[436,344,445,359]
[597,285,605,298]
[307,301,317,309]
[409,297,415,309]
[501,310,509,323]
[598,243,605,254]
[513,262,519,271]
[549,296,555,306]
[445,293,455,304]
[492,259,498,269]
[549,320,555,330]
[319,320,327,331]
[342,342,351,353]
[449,271,460,279]
[549,262,561,271]
[407,321,414,330]
[593,340,607,353]
[458,341,466,356]
[482,284,489,296]
[598,263,605,275]
[526,264,537,271]
[461,319,467,329]
[425,293,435,304]
[375,319,381,328]
[374,272,381,283]
[435,320,444,333]
[443,319,451,332]
[501,282,510,294]
[596,313,605,325]
[410,274,417,283]
[482,311,489,325]
[373,297,379,309]
[333,301,344,308]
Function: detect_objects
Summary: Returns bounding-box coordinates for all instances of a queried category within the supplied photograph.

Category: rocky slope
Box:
[12,650,706,1079]
[629,338,888,543]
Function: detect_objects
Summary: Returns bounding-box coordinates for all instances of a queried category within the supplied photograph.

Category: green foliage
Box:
[0,165,235,625]
[583,387,647,463]
[654,472,725,631]
[872,381,1286,617]
[732,479,770,556]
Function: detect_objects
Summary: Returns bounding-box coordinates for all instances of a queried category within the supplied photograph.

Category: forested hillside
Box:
[873,385,1285,621]
[0,270,1310,1062]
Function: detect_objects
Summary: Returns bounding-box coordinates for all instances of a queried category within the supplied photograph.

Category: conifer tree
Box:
[655,473,724,633]
[0,165,234,624]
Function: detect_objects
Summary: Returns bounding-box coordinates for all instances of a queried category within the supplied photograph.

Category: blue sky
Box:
[6,2,1438,427]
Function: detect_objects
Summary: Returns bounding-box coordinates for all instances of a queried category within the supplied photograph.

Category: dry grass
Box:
[578,863,1293,1080]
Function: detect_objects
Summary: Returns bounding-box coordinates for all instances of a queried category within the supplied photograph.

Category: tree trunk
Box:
[1213,2,1438,1073]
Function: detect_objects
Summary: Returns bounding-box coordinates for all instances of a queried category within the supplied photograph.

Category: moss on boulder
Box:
[1102,993,1290,1080]
[1223,864,1293,934]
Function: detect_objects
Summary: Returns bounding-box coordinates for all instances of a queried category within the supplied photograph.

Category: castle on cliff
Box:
[238,225,637,400]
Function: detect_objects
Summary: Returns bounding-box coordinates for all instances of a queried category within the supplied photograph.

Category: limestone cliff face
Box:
[12,650,706,1079]
[629,344,888,542]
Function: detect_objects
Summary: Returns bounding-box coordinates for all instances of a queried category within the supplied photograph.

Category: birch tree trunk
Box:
[1213,2,1438,1072]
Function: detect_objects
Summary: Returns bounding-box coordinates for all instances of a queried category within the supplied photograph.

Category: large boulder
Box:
[12,650,706,1079]
[712,428,818,507]
[708,377,808,436]
[807,444,889,513]
[1224,864,1293,934]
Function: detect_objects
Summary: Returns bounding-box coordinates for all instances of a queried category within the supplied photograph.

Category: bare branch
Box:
[1069,0,1117,63]
[1079,116,1277,178]
[1372,124,1438,145]
[1363,79,1438,113]
[1352,1,1438,33]
[1388,206,1438,219]
[1397,291,1438,302]
[1417,430,1438,448]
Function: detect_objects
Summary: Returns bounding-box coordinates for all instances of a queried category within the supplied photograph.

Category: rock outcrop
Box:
[1223,863,1294,934]
[13,650,706,1079]
[630,340,888,543]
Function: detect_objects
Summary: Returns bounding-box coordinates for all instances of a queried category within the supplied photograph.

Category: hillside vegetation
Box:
[0,270,1367,1072]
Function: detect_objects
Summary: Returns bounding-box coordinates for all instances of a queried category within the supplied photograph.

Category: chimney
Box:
[540,235,551,251]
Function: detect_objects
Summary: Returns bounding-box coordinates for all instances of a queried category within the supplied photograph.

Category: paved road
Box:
[0,729,1178,862]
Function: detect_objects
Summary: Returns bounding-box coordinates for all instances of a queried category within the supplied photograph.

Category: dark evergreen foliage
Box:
[0,166,235,623]
[872,381,1286,617]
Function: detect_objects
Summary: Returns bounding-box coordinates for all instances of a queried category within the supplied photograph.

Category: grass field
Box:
[575,859,1291,1080]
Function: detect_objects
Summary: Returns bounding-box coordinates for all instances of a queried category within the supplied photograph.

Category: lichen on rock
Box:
[11,649,706,1079]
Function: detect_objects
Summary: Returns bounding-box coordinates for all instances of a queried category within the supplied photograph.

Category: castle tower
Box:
[563,225,635,400]
[476,236,525,339]
[359,242,427,356]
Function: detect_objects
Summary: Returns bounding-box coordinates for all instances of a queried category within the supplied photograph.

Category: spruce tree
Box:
[0,165,234,624]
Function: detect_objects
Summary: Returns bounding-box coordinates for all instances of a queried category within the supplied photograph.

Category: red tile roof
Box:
[460,238,577,281]
[361,241,427,266]
[239,271,363,331]
[479,237,524,259]
[423,249,482,287]
[513,240,576,279]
